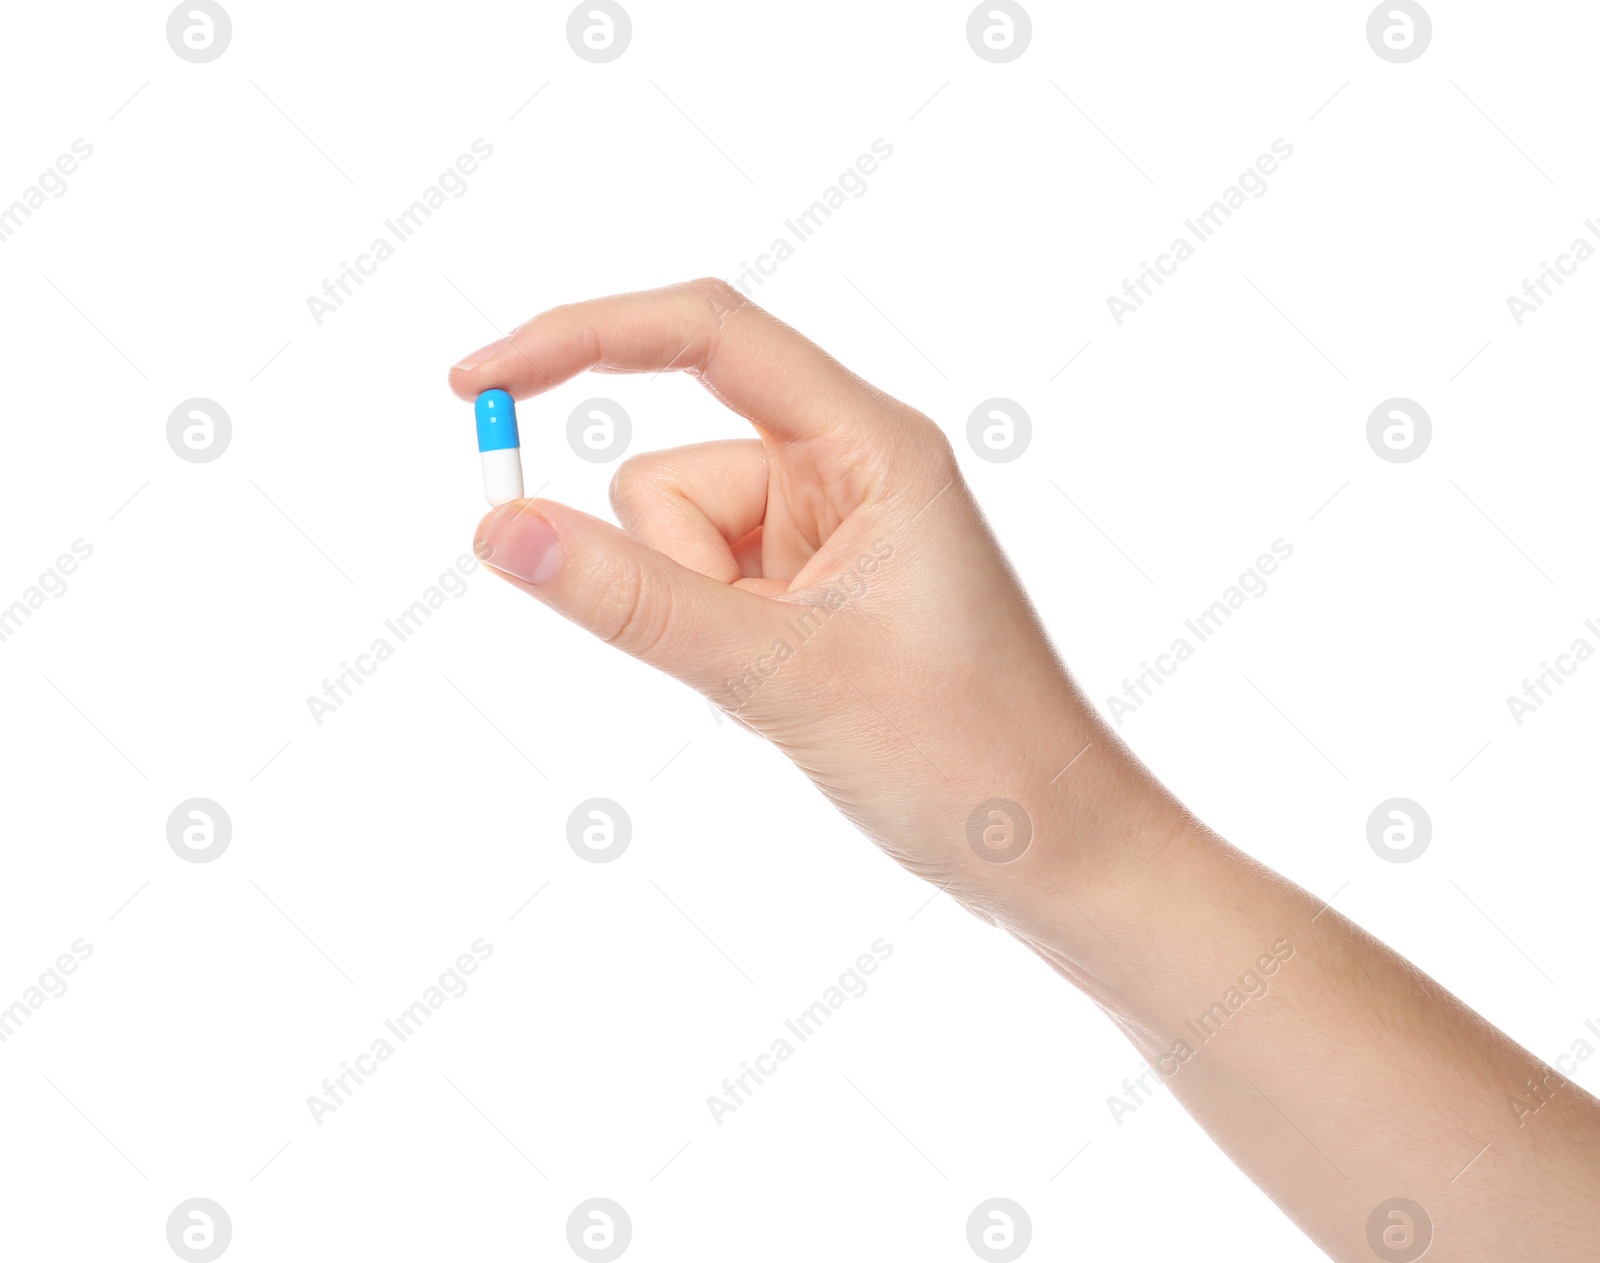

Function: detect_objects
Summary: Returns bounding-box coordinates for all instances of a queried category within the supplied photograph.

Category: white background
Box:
[2,1,1597,1259]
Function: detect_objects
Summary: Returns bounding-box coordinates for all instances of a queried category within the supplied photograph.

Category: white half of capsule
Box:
[482,447,524,507]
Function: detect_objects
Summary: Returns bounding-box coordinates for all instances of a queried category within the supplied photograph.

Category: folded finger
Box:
[608,440,769,584]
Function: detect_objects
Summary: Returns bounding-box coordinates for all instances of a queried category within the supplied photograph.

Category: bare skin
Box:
[450,279,1600,1261]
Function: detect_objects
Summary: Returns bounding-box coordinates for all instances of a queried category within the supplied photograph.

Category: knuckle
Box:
[682,276,751,333]
[921,416,959,468]
[685,275,742,306]
[608,452,663,518]
[891,409,959,479]
[590,562,673,660]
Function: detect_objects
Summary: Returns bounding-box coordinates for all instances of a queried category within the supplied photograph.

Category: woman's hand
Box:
[449,279,1159,927]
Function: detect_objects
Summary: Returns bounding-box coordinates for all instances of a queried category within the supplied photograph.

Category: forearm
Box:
[999,721,1600,1260]
[456,283,1600,1259]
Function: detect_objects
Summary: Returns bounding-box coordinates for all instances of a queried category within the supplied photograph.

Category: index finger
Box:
[447,277,897,442]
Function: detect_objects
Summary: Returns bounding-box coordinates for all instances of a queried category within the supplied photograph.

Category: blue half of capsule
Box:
[475,389,520,452]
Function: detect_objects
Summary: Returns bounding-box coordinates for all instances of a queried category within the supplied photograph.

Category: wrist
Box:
[948,711,1192,955]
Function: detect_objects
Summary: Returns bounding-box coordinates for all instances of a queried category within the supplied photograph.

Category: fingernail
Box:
[478,504,561,585]
[453,337,508,371]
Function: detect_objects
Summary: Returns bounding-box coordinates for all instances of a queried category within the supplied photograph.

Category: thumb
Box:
[474,498,770,694]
